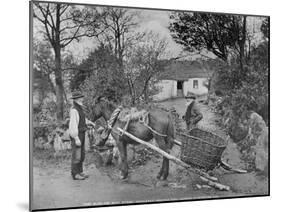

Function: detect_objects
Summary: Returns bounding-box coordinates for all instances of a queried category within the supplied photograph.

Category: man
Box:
[183,93,203,131]
[69,91,95,180]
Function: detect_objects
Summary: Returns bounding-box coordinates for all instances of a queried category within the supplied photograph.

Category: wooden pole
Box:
[115,127,219,182]
[220,160,247,174]
[200,176,230,191]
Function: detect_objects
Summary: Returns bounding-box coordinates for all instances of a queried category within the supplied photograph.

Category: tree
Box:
[261,18,269,40]
[125,32,169,103]
[33,40,56,101]
[96,8,140,67]
[72,44,127,104]
[196,58,225,101]
[77,7,144,103]
[214,18,269,123]
[33,2,105,120]
[33,40,76,103]
[169,13,248,63]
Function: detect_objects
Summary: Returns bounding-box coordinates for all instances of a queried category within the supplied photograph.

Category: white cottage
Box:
[153,60,211,101]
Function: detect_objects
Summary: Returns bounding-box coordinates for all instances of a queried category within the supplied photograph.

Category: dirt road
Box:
[32,98,268,210]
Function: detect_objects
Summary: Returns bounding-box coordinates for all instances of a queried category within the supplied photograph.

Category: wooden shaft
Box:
[116,127,218,182]
[220,160,247,174]
[200,176,230,191]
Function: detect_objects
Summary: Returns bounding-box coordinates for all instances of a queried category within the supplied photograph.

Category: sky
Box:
[138,9,183,55]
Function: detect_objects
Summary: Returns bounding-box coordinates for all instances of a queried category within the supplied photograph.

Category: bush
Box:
[33,100,70,148]
[33,101,57,139]
[209,40,269,172]
[213,40,268,124]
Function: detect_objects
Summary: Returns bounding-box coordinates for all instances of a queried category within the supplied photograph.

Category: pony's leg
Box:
[161,157,170,180]
[157,160,164,180]
[155,135,169,180]
[157,158,170,180]
[131,145,136,161]
[116,139,128,179]
[162,118,174,180]
[162,134,174,180]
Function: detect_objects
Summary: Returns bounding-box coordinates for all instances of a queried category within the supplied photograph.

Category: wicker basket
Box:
[180,128,227,171]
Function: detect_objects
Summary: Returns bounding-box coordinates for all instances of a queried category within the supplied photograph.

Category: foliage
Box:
[33,41,56,106]
[76,45,127,110]
[70,7,142,105]
[125,32,169,103]
[169,12,247,61]
[169,12,267,125]
[33,99,72,148]
[33,39,76,113]
[260,18,269,40]
[33,101,57,141]
[72,30,169,106]
[175,14,268,128]
[33,2,106,120]
[214,39,268,121]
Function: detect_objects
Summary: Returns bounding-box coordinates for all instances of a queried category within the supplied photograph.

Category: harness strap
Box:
[107,106,123,128]
[140,121,168,137]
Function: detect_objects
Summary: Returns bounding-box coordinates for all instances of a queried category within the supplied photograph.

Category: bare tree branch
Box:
[59,24,79,32]
[60,17,73,22]
[59,4,69,16]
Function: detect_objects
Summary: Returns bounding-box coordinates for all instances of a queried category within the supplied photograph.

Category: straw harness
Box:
[107,105,167,137]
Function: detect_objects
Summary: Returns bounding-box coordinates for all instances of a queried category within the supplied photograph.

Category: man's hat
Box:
[185,93,196,99]
[70,91,84,99]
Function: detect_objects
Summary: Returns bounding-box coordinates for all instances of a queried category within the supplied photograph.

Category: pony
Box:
[90,96,174,180]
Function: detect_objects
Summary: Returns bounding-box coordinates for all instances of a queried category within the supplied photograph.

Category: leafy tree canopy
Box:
[169,12,247,61]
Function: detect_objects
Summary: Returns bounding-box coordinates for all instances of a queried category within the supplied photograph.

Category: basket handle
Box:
[178,133,207,144]
[178,132,226,148]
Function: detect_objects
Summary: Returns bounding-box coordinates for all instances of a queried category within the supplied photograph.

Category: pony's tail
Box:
[166,115,175,149]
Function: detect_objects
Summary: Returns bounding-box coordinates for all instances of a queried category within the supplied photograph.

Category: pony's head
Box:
[91,96,116,121]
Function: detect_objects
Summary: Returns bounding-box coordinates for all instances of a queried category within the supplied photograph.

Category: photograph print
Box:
[30,0,269,211]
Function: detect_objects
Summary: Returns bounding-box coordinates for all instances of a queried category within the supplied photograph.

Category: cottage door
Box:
[177,81,184,97]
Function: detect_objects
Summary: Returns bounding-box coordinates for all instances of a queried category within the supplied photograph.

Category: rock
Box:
[53,134,71,152]
[168,182,187,189]
[237,112,268,173]
[249,113,268,174]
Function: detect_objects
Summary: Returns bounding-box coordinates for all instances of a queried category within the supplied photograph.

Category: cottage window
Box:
[193,80,198,89]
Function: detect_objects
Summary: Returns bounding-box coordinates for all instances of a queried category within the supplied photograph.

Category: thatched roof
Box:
[158,60,212,81]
